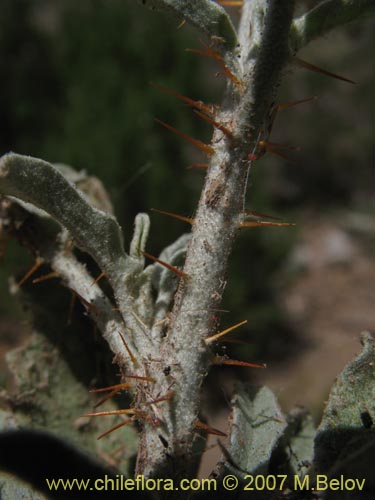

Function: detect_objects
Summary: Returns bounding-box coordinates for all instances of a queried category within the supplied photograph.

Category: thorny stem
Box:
[136,0,296,481]
[1,0,372,493]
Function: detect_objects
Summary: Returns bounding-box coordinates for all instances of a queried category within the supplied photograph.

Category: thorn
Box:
[131,309,149,332]
[213,356,266,369]
[66,288,99,313]
[18,258,44,286]
[151,82,215,115]
[121,374,155,382]
[240,220,296,228]
[244,209,282,221]
[293,57,356,84]
[277,95,318,112]
[91,271,106,286]
[90,382,133,394]
[142,251,189,280]
[118,331,138,368]
[186,47,243,90]
[217,1,243,6]
[155,118,215,156]
[32,272,60,284]
[151,208,194,225]
[205,319,248,344]
[147,390,174,405]
[177,19,186,30]
[186,163,209,170]
[84,409,137,417]
[194,420,227,437]
[257,140,299,162]
[93,388,122,409]
[97,418,134,440]
[192,110,232,137]
[110,445,127,459]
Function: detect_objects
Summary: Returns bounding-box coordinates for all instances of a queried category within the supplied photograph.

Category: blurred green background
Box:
[0,0,373,403]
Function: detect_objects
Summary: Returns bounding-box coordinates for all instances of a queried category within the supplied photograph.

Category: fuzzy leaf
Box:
[151,234,190,338]
[139,0,238,52]
[290,0,375,51]
[228,384,288,474]
[314,332,375,474]
[130,213,151,260]
[0,153,127,287]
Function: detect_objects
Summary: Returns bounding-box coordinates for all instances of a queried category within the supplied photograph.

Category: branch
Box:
[290,0,375,52]
[0,197,137,370]
[136,0,297,480]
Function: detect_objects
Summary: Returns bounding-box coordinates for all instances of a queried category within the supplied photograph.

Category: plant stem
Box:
[136,0,296,482]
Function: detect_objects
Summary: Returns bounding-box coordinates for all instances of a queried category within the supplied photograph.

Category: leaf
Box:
[0,153,127,289]
[139,0,238,52]
[314,332,375,476]
[227,384,288,475]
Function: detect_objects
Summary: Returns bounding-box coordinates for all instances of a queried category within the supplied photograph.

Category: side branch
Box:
[0,153,127,289]
[290,0,375,52]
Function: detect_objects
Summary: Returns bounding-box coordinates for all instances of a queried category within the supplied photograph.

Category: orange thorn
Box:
[91,271,106,286]
[205,319,248,344]
[90,382,133,394]
[186,163,209,170]
[97,418,134,440]
[244,209,282,221]
[18,258,44,286]
[293,57,356,84]
[155,118,215,156]
[177,19,186,30]
[193,110,233,137]
[118,331,138,368]
[121,374,155,382]
[110,445,127,458]
[277,95,318,112]
[194,420,227,437]
[240,220,296,228]
[213,356,266,369]
[151,208,194,225]
[147,391,174,405]
[151,82,215,116]
[32,271,60,284]
[66,288,99,313]
[217,1,243,5]
[84,409,137,417]
[142,251,189,280]
[94,388,122,409]
[186,48,243,90]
